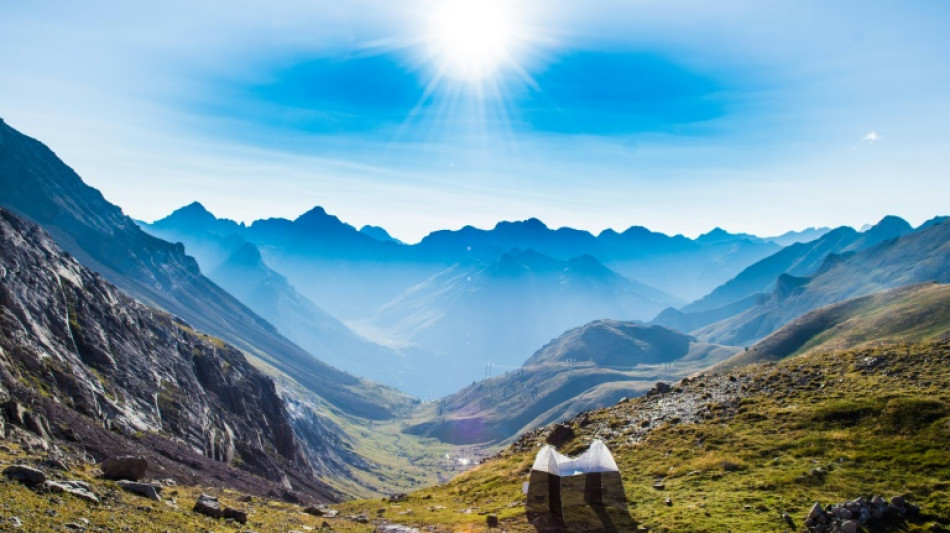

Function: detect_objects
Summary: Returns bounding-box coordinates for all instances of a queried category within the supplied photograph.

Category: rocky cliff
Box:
[0,208,336,501]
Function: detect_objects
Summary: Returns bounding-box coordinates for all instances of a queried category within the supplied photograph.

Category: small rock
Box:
[303,505,330,516]
[223,507,248,524]
[374,525,421,533]
[100,456,148,481]
[721,461,741,472]
[8,516,23,528]
[652,481,665,490]
[193,494,223,519]
[117,480,161,501]
[44,480,99,504]
[388,493,409,503]
[42,458,69,471]
[3,464,46,486]
[840,519,859,533]
[665,497,673,507]
[835,507,853,520]
[782,512,795,528]
[871,495,886,507]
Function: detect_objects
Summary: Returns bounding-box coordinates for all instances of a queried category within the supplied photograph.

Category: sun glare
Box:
[426,0,518,81]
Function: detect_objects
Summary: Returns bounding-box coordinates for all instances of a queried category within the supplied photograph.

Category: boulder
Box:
[116,480,161,501]
[45,480,100,504]
[100,455,147,481]
[223,507,248,524]
[3,464,46,486]
[840,520,859,533]
[3,400,26,426]
[545,424,575,447]
[193,494,224,519]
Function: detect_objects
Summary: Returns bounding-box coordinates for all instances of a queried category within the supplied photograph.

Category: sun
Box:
[425,0,519,82]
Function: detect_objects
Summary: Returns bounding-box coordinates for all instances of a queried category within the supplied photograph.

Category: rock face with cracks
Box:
[0,208,336,500]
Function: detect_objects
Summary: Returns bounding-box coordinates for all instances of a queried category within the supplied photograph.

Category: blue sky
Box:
[1,0,949,242]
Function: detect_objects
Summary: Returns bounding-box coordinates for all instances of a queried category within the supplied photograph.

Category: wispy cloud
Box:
[863,131,880,142]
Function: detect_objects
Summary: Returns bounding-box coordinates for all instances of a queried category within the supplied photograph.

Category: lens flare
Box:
[426,0,516,81]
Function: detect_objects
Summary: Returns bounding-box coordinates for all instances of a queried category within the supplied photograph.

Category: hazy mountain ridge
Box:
[0,118,430,497]
[714,282,950,371]
[403,319,738,444]
[694,219,950,347]
[364,249,681,395]
[146,203,407,387]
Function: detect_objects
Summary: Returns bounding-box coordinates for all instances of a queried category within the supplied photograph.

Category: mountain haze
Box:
[695,220,950,347]
[715,282,950,371]
[404,319,738,444]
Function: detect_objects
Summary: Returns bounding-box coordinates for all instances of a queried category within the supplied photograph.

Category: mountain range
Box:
[0,118,426,497]
[3,114,950,516]
[143,198,791,394]
[693,218,950,347]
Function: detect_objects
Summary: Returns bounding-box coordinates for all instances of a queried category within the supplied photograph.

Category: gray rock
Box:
[223,507,248,524]
[375,525,421,533]
[100,456,147,481]
[116,480,161,501]
[193,494,223,519]
[806,502,824,522]
[871,495,886,507]
[3,400,26,426]
[44,480,99,504]
[42,458,70,471]
[835,507,853,520]
[3,464,46,486]
[840,519,859,533]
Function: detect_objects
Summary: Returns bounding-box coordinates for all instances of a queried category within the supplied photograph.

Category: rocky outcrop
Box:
[804,496,919,532]
[116,480,162,501]
[193,494,224,518]
[0,208,335,500]
[3,464,46,485]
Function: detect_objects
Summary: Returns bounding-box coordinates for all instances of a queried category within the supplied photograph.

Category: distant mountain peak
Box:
[359,225,401,244]
[866,215,912,233]
[295,205,331,222]
[164,201,216,223]
[697,227,761,244]
[494,217,549,232]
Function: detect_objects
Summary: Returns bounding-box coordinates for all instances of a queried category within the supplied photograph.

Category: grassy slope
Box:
[716,282,950,371]
[342,341,950,532]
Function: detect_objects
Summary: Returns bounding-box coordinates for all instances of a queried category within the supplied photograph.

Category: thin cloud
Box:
[863,131,880,142]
